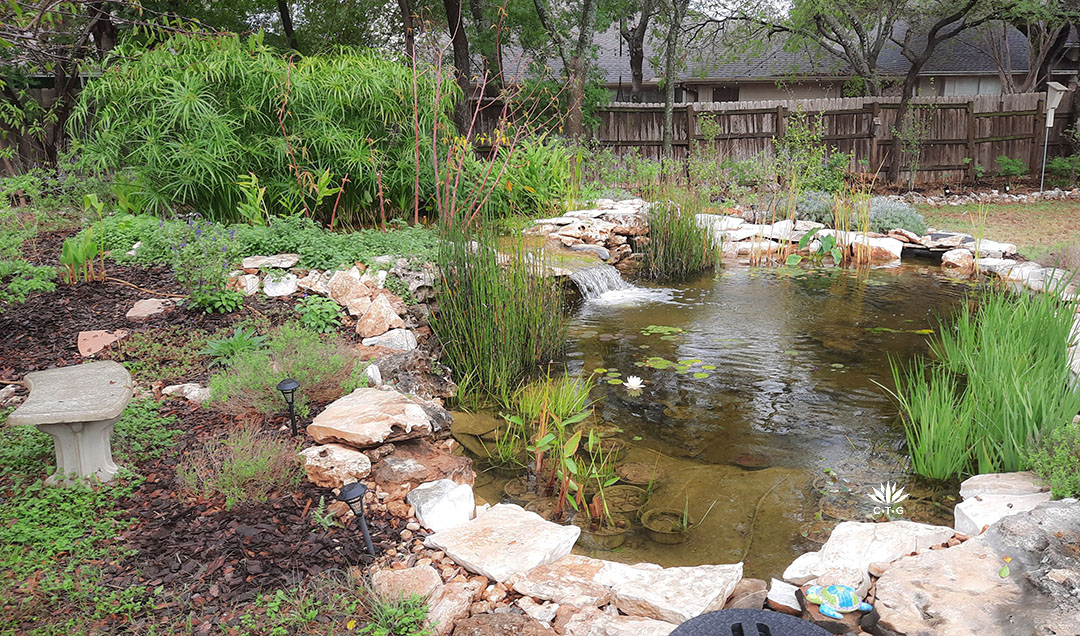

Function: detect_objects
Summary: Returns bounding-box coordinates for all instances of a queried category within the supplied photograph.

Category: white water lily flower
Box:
[625,376,644,391]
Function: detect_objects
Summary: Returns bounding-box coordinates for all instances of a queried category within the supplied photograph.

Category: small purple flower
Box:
[180,240,187,248]
[195,228,202,236]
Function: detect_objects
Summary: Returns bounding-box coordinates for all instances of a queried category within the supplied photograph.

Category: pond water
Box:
[471,263,974,578]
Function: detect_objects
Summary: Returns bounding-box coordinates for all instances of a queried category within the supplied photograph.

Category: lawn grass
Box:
[918,200,1080,265]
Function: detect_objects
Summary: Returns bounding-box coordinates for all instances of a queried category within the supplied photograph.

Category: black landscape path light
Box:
[276,378,300,436]
[339,481,377,558]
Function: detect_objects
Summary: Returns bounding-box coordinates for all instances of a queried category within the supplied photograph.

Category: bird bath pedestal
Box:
[9,361,133,484]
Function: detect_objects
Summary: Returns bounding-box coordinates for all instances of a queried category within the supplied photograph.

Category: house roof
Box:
[568,21,1070,86]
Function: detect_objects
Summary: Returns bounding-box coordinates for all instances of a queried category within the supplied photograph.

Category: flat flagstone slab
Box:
[424,504,580,583]
[308,388,433,448]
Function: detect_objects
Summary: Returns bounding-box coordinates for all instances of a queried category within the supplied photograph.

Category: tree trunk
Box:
[443,0,472,132]
[469,0,502,91]
[276,0,299,50]
[620,4,653,103]
[398,0,415,59]
[662,0,689,157]
[888,68,922,185]
[564,0,599,137]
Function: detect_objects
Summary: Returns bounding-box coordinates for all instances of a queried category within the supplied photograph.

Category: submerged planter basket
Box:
[524,496,565,522]
[603,485,649,516]
[572,512,631,551]
[641,507,693,544]
[503,474,541,504]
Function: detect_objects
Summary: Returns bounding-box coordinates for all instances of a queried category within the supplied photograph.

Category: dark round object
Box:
[337,481,368,505]
[670,609,829,636]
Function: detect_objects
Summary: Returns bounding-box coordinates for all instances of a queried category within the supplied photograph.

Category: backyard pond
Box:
[469,263,975,579]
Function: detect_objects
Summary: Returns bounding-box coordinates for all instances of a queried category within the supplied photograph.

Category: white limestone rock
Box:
[406,479,475,532]
[424,504,580,583]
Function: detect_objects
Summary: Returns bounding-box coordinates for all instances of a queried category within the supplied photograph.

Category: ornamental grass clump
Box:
[432,233,567,407]
[177,428,303,510]
[884,281,1080,481]
[642,199,720,279]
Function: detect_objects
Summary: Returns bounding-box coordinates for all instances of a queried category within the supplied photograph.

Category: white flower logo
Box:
[869,482,910,507]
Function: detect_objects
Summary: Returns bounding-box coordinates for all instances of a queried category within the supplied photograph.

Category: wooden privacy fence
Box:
[589,92,1074,185]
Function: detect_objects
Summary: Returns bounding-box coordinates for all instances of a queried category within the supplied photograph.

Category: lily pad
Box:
[607,378,624,385]
[693,372,709,379]
[830,363,845,369]
[642,325,684,336]
[592,368,608,374]
[701,364,716,370]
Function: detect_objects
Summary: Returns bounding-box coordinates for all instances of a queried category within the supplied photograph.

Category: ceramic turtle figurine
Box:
[804,584,873,620]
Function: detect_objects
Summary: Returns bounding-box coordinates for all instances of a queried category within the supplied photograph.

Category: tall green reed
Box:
[642,196,720,279]
[432,229,568,407]
[883,281,1080,481]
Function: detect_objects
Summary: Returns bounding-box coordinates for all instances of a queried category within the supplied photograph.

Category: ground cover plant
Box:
[1027,422,1080,498]
[207,321,368,417]
[885,283,1080,481]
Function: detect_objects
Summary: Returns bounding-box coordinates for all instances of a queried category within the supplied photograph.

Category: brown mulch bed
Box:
[95,403,399,632]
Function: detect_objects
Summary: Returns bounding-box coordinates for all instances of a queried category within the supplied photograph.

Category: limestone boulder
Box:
[263,273,298,297]
[724,578,767,610]
[766,579,801,616]
[297,269,331,295]
[407,479,475,532]
[346,296,372,318]
[451,614,555,636]
[782,520,954,592]
[873,501,1080,636]
[126,298,172,321]
[241,254,299,269]
[999,261,1044,285]
[371,564,442,600]
[328,270,372,307]
[557,607,677,636]
[425,504,580,583]
[362,329,418,351]
[953,492,1052,535]
[308,388,437,448]
[509,554,743,623]
[356,294,405,338]
[608,563,743,623]
[426,580,485,636]
[297,443,371,489]
[162,383,211,405]
[851,235,903,263]
[228,274,260,296]
[941,248,974,274]
[370,438,474,501]
[959,472,1048,500]
[370,349,458,401]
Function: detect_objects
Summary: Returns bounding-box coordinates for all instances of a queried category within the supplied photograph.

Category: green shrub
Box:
[480,137,571,219]
[71,33,456,225]
[98,213,440,271]
[433,235,567,406]
[996,155,1027,179]
[884,284,1080,481]
[868,198,927,235]
[296,295,343,333]
[0,259,56,306]
[1046,155,1080,185]
[0,414,54,478]
[789,190,835,226]
[200,327,269,366]
[360,593,432,636]
[642,199,721,279]
[177,428,303,510]
[208,322,367,417]
[1027,422,1080,498]
[776,111,849,193]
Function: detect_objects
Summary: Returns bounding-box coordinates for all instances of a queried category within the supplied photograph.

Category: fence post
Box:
[966,101,976,183]
[687,103,697,158]
[869,101,880,174]
[776,105,786,142]
[1031,98,1045,176]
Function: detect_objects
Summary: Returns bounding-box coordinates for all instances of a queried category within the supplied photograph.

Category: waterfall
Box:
[570,264,632,300]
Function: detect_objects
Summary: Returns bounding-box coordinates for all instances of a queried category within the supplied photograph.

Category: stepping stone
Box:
[125,298,172,321]
[77,329,128,356]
